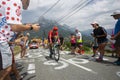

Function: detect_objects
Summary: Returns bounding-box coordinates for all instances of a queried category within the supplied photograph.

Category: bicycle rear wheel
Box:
[53,46,60,62]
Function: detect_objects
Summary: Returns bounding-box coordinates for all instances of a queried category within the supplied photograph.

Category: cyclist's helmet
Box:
[53,26,58,31]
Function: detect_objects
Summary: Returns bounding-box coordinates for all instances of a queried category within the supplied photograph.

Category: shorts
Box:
[97,38,108,45]
[48,37,57,43]
[60,41,63,46]
[76,42,83,47]
[0,42,12,70]
[71,43,76,49]
[93,46,98,49]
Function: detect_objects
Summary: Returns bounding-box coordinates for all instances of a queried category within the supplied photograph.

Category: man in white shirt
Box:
[75,29,83,54]
[0,0,40,80]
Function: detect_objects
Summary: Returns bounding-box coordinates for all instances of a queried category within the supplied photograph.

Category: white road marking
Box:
[28,48,97,74]
[43,60,58,66]
[28,53,43,58]
[68,58,89,64]
[27,64,35,74]
[44,61,58,66]
[116,72,120,77]
[54,61,69,70]
[96,57,109,61]
[61,58,97,74]
[103,58,109,61]
[43,60,69,70]
[28,70,35,74]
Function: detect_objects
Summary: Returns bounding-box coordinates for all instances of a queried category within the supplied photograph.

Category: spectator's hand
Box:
[32,24,40,31]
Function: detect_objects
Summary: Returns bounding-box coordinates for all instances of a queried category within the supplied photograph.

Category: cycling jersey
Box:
[48,30,58,43]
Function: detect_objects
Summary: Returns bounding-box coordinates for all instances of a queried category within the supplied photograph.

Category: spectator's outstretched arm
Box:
[10,24,40,32]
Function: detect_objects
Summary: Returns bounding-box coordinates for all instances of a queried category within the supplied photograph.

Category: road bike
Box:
[51,38,60,62]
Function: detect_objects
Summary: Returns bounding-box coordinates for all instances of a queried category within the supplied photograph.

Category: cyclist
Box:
[48,26,60,59]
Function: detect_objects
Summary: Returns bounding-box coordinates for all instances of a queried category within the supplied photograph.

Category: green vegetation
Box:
[63,40,92,54]
[14,46,21,55]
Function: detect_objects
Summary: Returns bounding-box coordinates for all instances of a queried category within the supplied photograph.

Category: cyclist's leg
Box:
[48,37,53,58]
[49,44,53,58]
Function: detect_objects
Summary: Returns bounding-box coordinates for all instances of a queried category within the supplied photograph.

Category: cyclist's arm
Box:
[56,32,60,43]
[49,32,52,43]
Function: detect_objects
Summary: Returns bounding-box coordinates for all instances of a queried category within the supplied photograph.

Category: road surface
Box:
[15,48,120,80]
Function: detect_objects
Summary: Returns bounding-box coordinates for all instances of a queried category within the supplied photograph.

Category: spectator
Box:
[44,38,48,49]
[19,33,25,58]
[111,10,120,65]
[59,34,64,50]
[0,0,40,80]
[91,22,108,61]
[25,33,30,49]
[75,29,83,54]
[20,32,30,58]
[70,34,76,54]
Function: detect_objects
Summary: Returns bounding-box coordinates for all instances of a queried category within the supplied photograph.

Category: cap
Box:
[111,10,120,16]
[75,28,79,31]
[91,21,98,25]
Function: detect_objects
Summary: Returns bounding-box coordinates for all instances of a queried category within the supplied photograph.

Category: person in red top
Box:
[48,26,59,58]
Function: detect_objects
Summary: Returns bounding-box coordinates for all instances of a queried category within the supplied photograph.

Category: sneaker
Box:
[96,58,103,62]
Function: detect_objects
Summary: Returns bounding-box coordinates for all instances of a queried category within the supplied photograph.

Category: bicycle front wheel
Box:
[54,46,60,62]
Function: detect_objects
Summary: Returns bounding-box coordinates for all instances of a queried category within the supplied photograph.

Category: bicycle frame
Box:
[52,38,60,62]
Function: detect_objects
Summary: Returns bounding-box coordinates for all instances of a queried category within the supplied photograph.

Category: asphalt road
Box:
[15,48,120,80]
